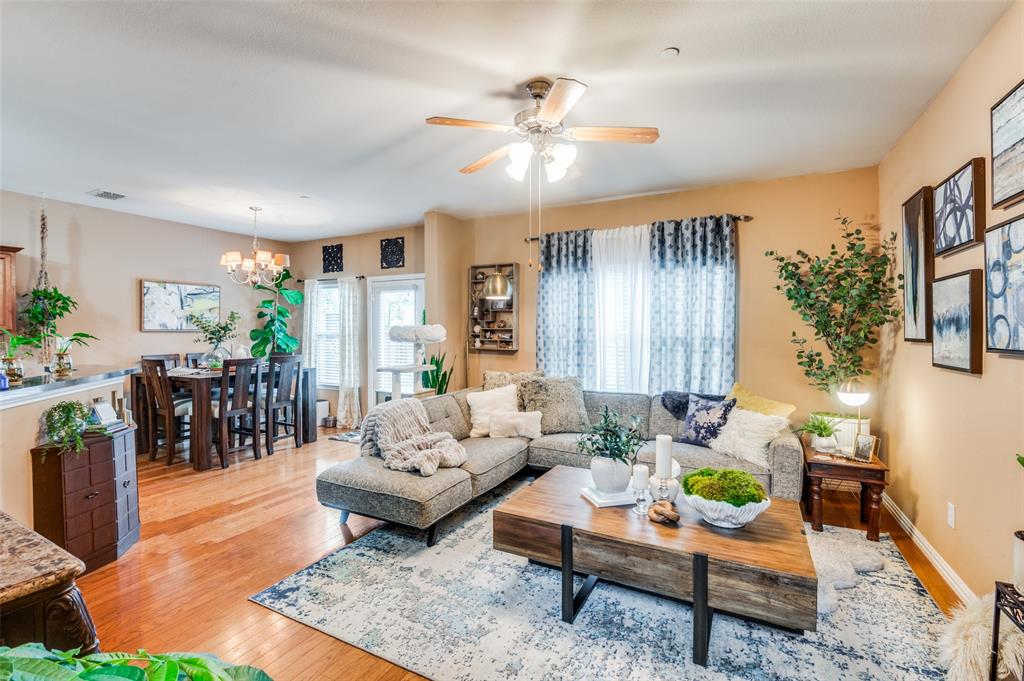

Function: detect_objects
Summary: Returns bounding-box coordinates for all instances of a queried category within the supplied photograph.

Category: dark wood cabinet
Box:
[32,427,140,572]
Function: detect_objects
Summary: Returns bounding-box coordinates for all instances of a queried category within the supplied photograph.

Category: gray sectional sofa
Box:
[316,387,804,545]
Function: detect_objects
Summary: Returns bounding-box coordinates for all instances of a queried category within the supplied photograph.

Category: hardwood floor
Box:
[77,433,959,680]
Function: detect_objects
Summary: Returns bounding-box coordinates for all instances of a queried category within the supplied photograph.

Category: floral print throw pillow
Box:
[681,396,737,447]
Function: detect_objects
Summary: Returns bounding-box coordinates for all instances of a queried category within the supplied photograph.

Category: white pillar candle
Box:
[632,464,649,491]
[655,434,673,480]
[1014,531,1024,591]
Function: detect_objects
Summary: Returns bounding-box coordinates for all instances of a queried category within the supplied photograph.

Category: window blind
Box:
[315,283,340,385]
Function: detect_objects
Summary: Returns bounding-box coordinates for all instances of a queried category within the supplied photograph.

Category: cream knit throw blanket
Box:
[359,398,466,476]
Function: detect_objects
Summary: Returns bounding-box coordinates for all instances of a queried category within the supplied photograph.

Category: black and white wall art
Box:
[992,78,1024,209]
[985,216,1024,354]
[902,186,934,341]
[323,243,343,273]
[380,237,405,269]
[934,158,985,256]
[932,270,982,374]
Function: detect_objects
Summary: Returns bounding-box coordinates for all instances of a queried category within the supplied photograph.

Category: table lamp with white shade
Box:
[836,379,870,456]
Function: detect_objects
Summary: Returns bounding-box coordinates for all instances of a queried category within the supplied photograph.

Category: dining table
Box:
[130,365,318,471]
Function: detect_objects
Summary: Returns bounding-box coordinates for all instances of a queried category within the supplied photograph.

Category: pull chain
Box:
[527,155,533,268]
[537,159,543,273]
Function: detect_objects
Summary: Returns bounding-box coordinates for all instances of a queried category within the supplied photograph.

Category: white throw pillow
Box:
[709,407,789,469]
[489,411,542,439]
[465,384,518,438]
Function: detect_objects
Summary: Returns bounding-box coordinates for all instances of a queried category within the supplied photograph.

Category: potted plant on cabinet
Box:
[681,467,772,529]
[577,406,644,493]
[766,214,902,441]
[1,329,41,385]
[40,400,94,457]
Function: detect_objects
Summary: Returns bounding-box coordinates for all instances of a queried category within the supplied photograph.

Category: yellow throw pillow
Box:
[726,383,796,419]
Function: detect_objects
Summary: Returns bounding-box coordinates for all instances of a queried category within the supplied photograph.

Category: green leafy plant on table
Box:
[55,333,98,354]
[766,214,902,393]
[2,329,41,358]
[189,311,241,348]
[22,286,97,363]
[0,643,272,680]
[577,406,644,465]
[249,270,303,358]
[797,413,839,437]
[682,468,767,508]
[41,400,97,458]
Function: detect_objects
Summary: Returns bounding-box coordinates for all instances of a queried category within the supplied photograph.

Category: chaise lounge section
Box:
[316,387,804,544]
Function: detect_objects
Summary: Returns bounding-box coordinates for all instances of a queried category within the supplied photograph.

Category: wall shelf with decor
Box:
[468,263,519,353]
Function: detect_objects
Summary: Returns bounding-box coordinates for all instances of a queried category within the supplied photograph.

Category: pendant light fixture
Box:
[220,206,290,287]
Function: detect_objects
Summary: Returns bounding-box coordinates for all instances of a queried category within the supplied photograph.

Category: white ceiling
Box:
[0,1,1012,242]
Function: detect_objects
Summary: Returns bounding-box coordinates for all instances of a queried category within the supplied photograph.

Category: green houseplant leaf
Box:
[249,269,303,358]
[576,406,644,466]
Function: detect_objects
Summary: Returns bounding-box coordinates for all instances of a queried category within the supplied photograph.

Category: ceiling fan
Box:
[426,77,660,182]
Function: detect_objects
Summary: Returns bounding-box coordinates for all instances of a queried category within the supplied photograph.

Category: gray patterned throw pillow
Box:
[482,369,545,410]
[681,397,737,447]
[519,376,589,434]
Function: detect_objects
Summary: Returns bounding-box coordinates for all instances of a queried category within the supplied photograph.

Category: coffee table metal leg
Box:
[693,553,713,667]
[561,524,598,624]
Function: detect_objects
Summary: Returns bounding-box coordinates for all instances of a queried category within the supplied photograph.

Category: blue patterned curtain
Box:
[648,216,737,394]
[536,229,596,386]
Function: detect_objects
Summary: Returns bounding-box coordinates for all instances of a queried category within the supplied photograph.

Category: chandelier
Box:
[220,206,290,287]
[505,134,577,183]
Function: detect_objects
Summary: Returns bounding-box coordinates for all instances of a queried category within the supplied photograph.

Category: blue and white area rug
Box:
[251,480,946,680]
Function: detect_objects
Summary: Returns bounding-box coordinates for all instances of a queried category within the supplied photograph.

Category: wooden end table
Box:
[802,440,889,542]
[492,466,818,668]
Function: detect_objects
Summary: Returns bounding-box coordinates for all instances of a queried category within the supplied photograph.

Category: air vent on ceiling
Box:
[86,189,126,201]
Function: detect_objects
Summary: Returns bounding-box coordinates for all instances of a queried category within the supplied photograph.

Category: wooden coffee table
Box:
[492,466,817,667]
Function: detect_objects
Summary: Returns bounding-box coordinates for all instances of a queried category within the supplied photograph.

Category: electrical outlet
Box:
[947,502,956,529]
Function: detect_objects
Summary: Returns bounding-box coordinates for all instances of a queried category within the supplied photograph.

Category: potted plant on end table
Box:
[577,406,645,493]
[798,413,840,453]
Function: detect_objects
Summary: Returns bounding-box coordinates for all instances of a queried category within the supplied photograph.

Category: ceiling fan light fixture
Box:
[506,160,530,182]
[544,161,568,183]
[550,143,577,167]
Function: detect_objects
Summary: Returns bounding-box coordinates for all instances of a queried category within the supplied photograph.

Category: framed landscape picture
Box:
[934,158,985,256]
[985,216,1024,354]
[141,280,220,331]
[931,270,982,374]
[992,78,1024,209]
[902,186,934,341]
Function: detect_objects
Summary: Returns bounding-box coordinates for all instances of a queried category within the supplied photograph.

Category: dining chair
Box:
[141,358,192,465]
[212,358,262,467]
[264,353,302,455]
[185,352,205,368]
[141,353,181,368]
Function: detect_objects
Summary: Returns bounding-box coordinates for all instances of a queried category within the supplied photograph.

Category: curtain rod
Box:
[521,215,754,242]
[296,275,366,282]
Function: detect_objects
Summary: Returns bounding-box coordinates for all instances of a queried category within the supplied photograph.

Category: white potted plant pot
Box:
[811,434,838,453]
[590,457,631,493]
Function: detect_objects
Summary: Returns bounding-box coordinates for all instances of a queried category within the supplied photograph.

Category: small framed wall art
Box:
[991,77,1024,209]
[984,216,1024,354]
[853,433,880,463]
[380,236,405,269]
[931,269,983,374]
[323,243,343,273]
[933,158,985,256]
[141,280,220,332]
[902,186,934,341]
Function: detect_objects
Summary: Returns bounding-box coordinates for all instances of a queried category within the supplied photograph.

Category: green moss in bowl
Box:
[682,468,767,508]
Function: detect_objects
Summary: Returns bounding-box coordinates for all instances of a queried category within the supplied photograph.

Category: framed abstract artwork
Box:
[380,236,405,269]
[902,186,934,341]
[933,158,985,256]
[992,77,1024,209]
[141,280,220,332]
[984,216,1024,354]
[323,243,343,273]
[931,270,982,374]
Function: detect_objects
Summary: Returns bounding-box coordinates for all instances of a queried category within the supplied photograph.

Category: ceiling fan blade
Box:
[459,145,510,174]
[563,126,660,144]
[537,78,587,124]
[426,117,514,133]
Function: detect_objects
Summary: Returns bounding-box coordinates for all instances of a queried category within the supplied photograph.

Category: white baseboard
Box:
[881,492,976,605]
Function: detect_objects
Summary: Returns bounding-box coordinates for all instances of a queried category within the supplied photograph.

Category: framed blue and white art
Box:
[902,186,934,341]
[931,270,982,374]
[933,158,985,256]
[991,77,1024,210]
[985,216,1024,355]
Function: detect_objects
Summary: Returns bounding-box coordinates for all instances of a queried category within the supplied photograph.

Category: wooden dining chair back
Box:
[141,353,181,368]
[212,358,262,467]
[141,358,191,465]
[185,352,205,368]
[264,353,303,454]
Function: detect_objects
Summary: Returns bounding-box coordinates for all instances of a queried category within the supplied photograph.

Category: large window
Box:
[314,282,340,385]
[368,276,425,401]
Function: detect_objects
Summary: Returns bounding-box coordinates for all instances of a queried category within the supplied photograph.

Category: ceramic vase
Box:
[811,434,838,453]
[590,457,631,493]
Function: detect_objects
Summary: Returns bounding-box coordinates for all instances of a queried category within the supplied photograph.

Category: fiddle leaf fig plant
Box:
[766,214,902,393]
[249,270,303,358]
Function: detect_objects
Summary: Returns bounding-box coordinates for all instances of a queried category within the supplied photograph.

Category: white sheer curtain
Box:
[300,279,319,372]
[592,225,652,393]
[337,276,363,428]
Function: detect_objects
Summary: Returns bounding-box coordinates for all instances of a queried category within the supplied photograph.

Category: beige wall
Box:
[877,1,1024,596]
[287,224,424,416]
[464,167,881,421]
[0,190,287,371]
[423,211,474,393]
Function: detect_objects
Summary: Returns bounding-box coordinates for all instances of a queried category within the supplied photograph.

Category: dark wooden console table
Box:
[802,440,889,542]
[0,511,99,653]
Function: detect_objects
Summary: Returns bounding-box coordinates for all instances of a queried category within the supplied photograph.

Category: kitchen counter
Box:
[0,365,133,410]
